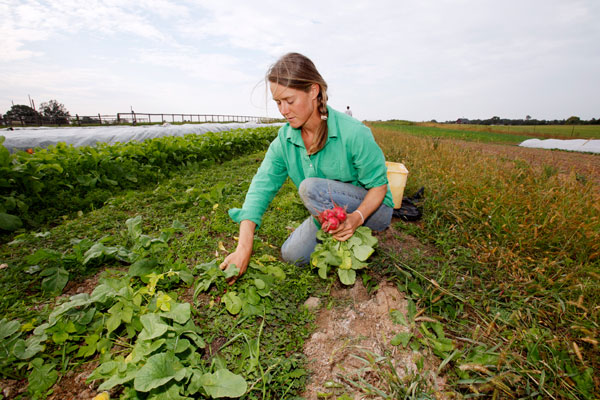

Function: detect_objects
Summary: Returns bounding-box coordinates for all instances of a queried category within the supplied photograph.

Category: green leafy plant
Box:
[0,126,278,233]
[310,226,378,285]
[0,149,320,399]
[193,255,286,317]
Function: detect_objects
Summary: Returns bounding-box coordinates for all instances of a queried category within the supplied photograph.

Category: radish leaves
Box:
[310,226,377,285]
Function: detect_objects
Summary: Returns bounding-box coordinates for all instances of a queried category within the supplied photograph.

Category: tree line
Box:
[2,100,71,126]
[446,115,600,125]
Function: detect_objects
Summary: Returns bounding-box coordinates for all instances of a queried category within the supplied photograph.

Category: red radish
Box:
[326,217,339,231]
[317,204,348,233]
[332,206,346,222]
[318,209,333,223]
[318,211,326,223]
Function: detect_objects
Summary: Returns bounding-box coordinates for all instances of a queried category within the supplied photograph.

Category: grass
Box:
[369,121,535,144]
[370,120,600,142]
[420,123,600,140]
[373,126,599,399]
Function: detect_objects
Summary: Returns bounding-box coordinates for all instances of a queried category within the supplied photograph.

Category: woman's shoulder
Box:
[329,107,371,138]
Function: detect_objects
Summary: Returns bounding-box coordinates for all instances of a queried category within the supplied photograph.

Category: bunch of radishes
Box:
[317,205,347,233]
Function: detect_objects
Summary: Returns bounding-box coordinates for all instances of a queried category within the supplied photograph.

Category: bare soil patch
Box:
[375,220,437,262]
[0,378,26,399]
[302,278,448,399]
[47,361,100,400]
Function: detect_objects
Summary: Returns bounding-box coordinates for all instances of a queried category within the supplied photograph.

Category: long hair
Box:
[266,53,329,154]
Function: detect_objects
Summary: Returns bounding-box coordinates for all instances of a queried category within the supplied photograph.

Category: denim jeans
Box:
[281,178,393,266]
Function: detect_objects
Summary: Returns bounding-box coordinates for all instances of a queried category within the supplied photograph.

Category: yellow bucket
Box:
[385,161,409,209]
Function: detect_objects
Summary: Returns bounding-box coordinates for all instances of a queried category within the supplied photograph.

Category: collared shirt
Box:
[229,106,393,228]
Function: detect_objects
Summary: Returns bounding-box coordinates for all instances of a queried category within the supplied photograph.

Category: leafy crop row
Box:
[1,215,313,398]
[0,127,278,234]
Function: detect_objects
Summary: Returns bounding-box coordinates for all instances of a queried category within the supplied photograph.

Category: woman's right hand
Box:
[219,246,251,285]
[219,220,256,285]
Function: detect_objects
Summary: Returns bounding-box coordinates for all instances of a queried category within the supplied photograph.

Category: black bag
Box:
[392,187,424,221]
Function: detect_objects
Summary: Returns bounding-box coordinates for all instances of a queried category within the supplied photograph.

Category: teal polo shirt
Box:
[229,106,393,228]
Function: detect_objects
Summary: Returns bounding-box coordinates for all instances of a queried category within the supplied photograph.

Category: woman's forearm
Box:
[354,184,388,221]
[219,219,256,284]
[331,184,388,241]
[237,220,256,253]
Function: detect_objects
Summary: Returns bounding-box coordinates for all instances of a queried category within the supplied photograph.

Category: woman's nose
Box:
[279,103,289,115]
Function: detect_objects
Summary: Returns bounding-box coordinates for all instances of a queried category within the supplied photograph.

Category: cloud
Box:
[1,0,599,120]
[133,48,253,83]
[0,0,170,61]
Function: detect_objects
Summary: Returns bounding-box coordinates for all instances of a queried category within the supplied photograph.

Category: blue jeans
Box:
[281,178,393,266]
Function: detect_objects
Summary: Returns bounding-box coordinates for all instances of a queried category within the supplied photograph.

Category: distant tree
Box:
[526,115,531,121]
[40,99,70,125]
[566,116,581,125]
[3,104,41,124]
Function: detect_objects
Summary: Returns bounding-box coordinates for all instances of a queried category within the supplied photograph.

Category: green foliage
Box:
[3,104,40,122]
[0,126,278,233]
[370,121,533,143]
[198,369,248,398]
[39,100,70,125]
[27,358,58,398]
[0,199,317,398]
[194,255,287,318]
[1,216,253,398]
[310,226,377,285]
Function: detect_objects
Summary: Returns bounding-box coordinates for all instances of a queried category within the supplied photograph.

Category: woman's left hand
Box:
[329,211,362,241]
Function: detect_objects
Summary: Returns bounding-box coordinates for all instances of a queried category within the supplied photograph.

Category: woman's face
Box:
[269,81,318,129]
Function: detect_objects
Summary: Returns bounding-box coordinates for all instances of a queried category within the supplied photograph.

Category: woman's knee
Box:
[281,243,309,266]
[298,177,323,201]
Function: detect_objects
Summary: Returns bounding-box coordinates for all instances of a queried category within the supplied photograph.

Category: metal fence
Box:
[2,112,282,127]
[114,112,280,124]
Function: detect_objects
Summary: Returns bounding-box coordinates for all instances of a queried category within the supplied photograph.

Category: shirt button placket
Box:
[305,154,316,177]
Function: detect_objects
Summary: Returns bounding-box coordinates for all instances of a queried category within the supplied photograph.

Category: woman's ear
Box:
[310,83,320,100]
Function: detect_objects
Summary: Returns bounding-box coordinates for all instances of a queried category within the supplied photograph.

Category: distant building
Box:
[456,118,470,124]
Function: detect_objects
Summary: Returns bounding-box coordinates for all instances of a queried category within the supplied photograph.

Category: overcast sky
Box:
[1,0,599,122]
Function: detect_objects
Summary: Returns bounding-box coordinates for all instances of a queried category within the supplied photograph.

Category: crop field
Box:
[422,123,600,140]
[370,121,600,142]
[0,125,599,399]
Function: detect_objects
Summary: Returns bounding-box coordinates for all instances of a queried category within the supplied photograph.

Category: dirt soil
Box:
[302,277,448,399]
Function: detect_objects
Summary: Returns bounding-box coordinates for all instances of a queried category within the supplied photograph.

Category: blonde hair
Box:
[266,52,329,154]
